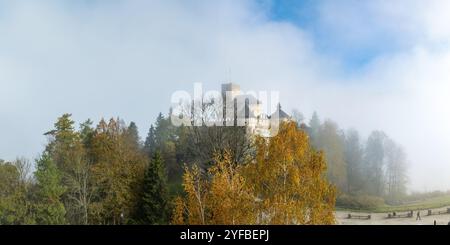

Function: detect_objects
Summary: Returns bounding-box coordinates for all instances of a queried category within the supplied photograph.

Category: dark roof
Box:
[270,104,290,119]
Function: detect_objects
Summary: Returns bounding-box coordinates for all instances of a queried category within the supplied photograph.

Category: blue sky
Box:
[259,0,438,73]
[264,0,370,69]
[266,0,315,23]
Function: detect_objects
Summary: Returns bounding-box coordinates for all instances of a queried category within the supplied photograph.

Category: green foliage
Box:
[34,153,66,225]
[45,114,92,224]
[363,131,387,196]
[145,113,180,182]
[138,152,170,224]
[404,191,450,203]
[144,125,157,156]
[338,193,450,213]
[306,112,408,204]
[0,162,30,224]
[308,111,321,148]
[336,194,385,210]
[310,118,347,191]
[127,122,141,149]
[0,108,413,224]
[344,129,364,194]
[90,118,147,225]
[80,119,95,149]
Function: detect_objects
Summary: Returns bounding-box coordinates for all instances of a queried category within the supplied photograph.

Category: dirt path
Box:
[336,207,450,225]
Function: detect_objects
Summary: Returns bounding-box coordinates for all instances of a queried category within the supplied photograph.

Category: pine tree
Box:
[80,119,95,149]
[34,153,66,225]
[44,114,92,224]
[144,124,156,156]
[316,120,347,191]
[127,122,141,149]
[308,111,321,148]
[139,152,170,224]
[345,129,364,194]
[344,129,364,194]
[149,113,179,182]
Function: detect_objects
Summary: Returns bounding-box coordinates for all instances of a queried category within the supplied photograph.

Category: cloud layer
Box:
[1,0,450,191]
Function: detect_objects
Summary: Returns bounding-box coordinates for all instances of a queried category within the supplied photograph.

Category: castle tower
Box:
[221,83,241,101]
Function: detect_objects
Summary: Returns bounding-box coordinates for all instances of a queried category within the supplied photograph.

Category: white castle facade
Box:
[220,82,291,137]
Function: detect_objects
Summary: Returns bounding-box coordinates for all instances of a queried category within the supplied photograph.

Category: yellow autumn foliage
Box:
[173,122,336,225]
[172,151,256,225]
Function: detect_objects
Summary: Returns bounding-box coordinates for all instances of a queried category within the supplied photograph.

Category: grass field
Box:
[337,194,450,213]
[336,195,450,225]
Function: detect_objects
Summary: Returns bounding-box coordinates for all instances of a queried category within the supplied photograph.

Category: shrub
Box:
[402,191,448,203]
[336,194,385,210]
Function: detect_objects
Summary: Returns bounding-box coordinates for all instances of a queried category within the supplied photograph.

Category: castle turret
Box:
[221,83,241,101]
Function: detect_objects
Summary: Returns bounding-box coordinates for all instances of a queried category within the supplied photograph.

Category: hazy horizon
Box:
[1,0,450,192]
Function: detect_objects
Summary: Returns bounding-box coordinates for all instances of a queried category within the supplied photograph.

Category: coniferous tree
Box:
[139,152,170,224]
[308,111,321,148]
[45,114,91,224]
[80,119,95,149]
[34,153,66,225]
[291,109,305,126]
[127,122,141,149]
[154,113,169,149]
[151,113,179,181]
[316,120,347,191]
[144,124,157,157]
[344,129,364,194]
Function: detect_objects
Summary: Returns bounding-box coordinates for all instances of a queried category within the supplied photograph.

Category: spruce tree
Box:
[34,153,66,225]
[308,111,321,148]
[144,125,156,157]
[139,151,169,224]
[127,121,141,149]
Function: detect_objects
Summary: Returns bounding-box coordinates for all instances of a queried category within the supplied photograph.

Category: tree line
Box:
[1,109,407,224]
[1,115,152,224]
[304,111,408,206]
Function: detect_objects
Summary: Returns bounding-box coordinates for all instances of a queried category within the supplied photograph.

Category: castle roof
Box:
[270,104,290,120]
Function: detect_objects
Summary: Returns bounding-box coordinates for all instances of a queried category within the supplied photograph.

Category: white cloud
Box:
[0,0,450,191]
[304,0,450,191]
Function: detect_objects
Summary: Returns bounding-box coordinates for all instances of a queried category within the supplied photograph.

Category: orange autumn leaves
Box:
[173,122,336,225]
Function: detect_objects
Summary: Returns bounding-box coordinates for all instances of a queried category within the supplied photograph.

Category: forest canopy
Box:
[0,110,408,225]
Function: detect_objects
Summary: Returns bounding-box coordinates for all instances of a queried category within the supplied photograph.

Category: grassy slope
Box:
[337,195,450,213]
